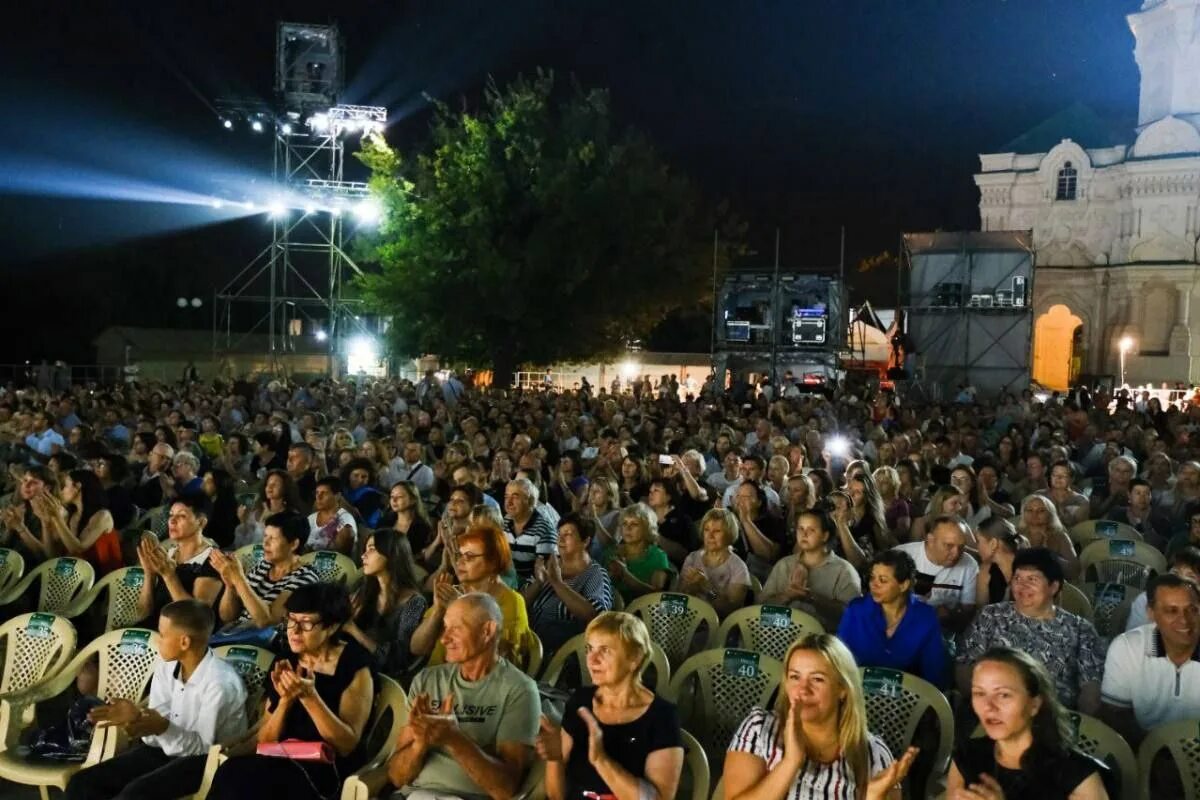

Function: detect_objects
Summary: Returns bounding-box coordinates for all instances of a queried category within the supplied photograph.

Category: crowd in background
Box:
[3,368,1200,800]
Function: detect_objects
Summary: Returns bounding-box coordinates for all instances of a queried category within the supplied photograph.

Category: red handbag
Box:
[255,739,335,764]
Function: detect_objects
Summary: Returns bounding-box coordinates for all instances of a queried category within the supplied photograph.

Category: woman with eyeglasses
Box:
[409,524,533,666]
[208,583,376,800]
[523,514,615,654]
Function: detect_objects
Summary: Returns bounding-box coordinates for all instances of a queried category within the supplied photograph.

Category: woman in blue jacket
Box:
[837,549,949,688]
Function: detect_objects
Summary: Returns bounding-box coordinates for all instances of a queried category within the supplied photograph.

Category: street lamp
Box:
[1119,336,1134,387]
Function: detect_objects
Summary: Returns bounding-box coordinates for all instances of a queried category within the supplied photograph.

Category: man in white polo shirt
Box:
[1101,572,1200,747]
[893,515,978,634]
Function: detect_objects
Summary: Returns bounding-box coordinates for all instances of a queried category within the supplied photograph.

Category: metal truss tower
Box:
[214,22,386,376]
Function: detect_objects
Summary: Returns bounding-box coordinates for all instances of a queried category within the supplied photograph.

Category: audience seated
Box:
[306,476,358,554]
[643,476,694,567]
[64,600,248,800]
[232,469,302,549]
[948,647,1110,800]
[387,593,539,799]
[343,528,428,678]
[1105,477,1169,550]
[603,502,672,603]
[136,493,222,625]
[893,514,978,633]
[34,469,122,576]
[379,480,434,561]
[411,524,532,666]
[838,550,948,688]
[502,476,559,585]
[210,511,319,640]
[0,465,55,565]
[762,509,861,630]
[1125,545,1200,631]
[973,517,1026,606]
[1100,572,1200,747]
[540,611,684,800]
[730,479,787,581]
[678,508,751,617]
[957,548,1104,713]
[724,633,918,800]
[523,513,614,654]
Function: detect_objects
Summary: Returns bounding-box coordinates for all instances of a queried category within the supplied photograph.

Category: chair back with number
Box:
[0,549,24,596]
[1080,582,1138,639]
[234,543,264,574]
[1069,519,1142,549]
[0,613,77,699]
[299,550,360,587]
[859,667,954,800]
[0,557,95,615]
[62,567,149,632]
[214,645,276,724]
[1079,539,1166,589]
[1067,712,1137,800]
[540,632,671,693]
[664,648,782,775]
[1058,581,1093,621]
[625,592,718,670]
[715,604,825,662]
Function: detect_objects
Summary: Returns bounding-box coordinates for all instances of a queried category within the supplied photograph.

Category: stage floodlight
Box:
[280,123,293,135]
[268,201,287,218]
[222,119,233,130]
[354,197,381,224]
[304,204,316,215]
[176,297,188,308]
[315,330,328,342]
[251,120,264,133]
[346,335,379,372]
[308,113,330,133]
[619,360,639,379]
[210,199,224,209]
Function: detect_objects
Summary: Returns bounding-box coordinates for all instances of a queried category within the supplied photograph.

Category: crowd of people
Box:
[3,370,1200,799]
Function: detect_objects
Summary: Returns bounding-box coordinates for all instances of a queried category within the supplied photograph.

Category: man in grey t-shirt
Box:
[387,593,538,800]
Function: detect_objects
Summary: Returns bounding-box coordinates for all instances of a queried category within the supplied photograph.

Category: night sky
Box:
[0,0,1142,364]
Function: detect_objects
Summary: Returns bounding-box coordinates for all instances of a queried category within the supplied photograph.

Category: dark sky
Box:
[0,0,1142,362]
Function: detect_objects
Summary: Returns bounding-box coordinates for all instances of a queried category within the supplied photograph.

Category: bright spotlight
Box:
[353,198,382,224]
[315,330,328,342]
[222,119,233,130]
[826,435,851,458]
[190,298,202,309]
[209,199,224,209]
[304,204,316,215]
[619,360,639,380]
[309,113,330,132]
[329,206,343,217]
[251,120,264,133]
[176,297,188,308]
[1119,336,1135,354]
[267,201,287,218]
[280,123,293,135]
[346,335,380,373]
[243,200,256,211]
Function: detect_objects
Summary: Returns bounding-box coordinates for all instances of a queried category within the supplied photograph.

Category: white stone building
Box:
[975,0,1200,390]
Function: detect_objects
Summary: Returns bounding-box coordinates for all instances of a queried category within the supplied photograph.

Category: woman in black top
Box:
[949,646,1109,800]
[201,468,240,549]
[539,611,683,800]
[209,583,376,800]
[644,477,694,567]
[974,518,1025,606]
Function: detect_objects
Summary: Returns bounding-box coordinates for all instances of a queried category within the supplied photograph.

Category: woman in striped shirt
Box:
[724,634,918,800]
[522,513,614,654]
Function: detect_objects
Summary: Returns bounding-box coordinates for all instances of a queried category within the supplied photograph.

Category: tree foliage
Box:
[355,70,742,383]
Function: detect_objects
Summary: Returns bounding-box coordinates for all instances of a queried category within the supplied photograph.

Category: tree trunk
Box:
[491,347,517,389]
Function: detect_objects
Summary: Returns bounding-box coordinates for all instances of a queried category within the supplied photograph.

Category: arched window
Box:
[1055,161,1078,201]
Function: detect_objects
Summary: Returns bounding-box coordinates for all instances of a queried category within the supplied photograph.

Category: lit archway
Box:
[1033,304,1084,390]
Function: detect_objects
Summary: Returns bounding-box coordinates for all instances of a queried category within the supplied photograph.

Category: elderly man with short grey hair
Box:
[503,477,558,583]
[387,592,539,800]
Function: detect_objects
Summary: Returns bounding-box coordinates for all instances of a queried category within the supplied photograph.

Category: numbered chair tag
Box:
[1096,521,1119,538]
[863,667,903,698]
[315,551,337,566]
[1109,540,1135,558]
[25,613,55,640]
[759,605,793,629]
[251,545,264,563]
[118,629,152,655]
[123,567,145,589]
[1093,583,1127,605]
[661,593,690,617]
[0,550,8,566]
[54,559,77,577]
[723,649,760,679]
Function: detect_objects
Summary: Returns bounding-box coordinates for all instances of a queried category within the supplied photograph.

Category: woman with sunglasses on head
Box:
[208,583,376,800]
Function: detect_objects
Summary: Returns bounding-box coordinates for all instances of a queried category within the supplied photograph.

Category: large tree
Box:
[355,70,742,385]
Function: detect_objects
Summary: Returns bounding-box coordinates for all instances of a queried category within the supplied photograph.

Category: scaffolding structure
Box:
[213,22,386,376]
[901,231,1035,400]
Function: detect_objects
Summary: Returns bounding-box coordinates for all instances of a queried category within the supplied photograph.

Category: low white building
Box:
[975,0,1200,389]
